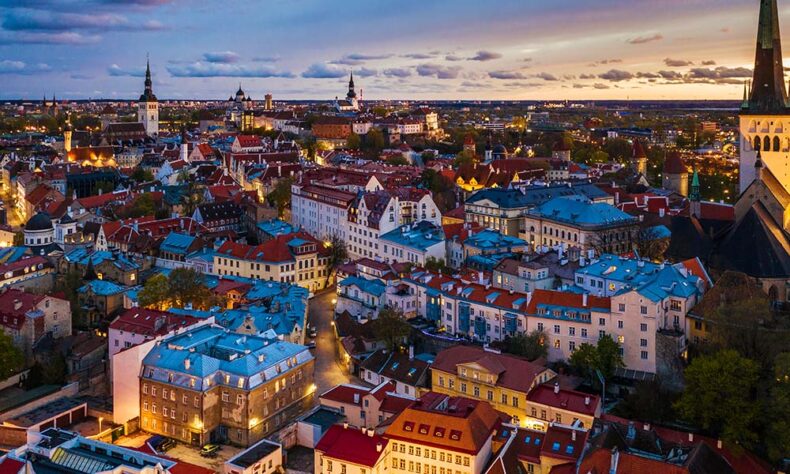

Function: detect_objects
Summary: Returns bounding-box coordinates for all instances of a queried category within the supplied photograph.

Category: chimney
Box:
[184,358,191,370]
[584,396,590,406]
[582,293,588,307]
[717,439,722,449]
[367,429,374,437]
[13,300,22,311]
[610,447,620,474]
[659,207,665,218]
[643,423,650,431]
[343,422,349,429]
[553,382,559,394]
[688,433,694,442]
[409,345,414,361]
[572,429,577,441]
[376,443,383,452]
[353,393,360,404]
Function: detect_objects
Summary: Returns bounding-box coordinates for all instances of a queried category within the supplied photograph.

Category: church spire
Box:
[346,72,356,100]
[746,0,789,113]
[140,55,157,102]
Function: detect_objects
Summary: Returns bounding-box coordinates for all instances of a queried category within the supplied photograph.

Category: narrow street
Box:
[307,288,360,396]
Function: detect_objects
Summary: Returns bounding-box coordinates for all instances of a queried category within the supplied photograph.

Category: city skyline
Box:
[0,0,785,100]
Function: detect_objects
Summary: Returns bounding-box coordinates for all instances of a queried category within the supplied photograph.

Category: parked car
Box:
[200,444,221,458]
[149,435,176,452]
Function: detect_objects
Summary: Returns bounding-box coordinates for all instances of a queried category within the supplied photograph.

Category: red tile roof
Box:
[316,424,387,468]
[109,308,201,338]
[431,346,551,396]
[0,458,24,474]
[527,384,600,416]
[320,384,369,406]
[525,289,611,314]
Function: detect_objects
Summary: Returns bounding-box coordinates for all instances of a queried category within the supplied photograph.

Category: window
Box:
[581,328,587,338]
[617,320,623,329]
[553,339,560,349]
[618,303,625,311]
[553,325,560,334]
[670,300,682,311]
[569,341,576,351]
[640,338,648,347]
[640,323,648,332]
[599,318,606,326]
[618,335,625,344]
[640,305,648,314]
[568,327,575,336]
[641,351,648,360]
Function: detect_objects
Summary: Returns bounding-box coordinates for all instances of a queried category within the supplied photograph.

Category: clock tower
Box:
[137,58,159,137]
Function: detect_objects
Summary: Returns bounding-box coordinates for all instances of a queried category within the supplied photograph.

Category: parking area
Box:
[165,443,243,471]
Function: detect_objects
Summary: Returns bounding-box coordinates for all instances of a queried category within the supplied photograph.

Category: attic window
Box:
[565,445,574,455]
[552,442,560,451]
[418,424,430,435]
[403,422,414,432]
[434,427,445,438]
[449,430,462,441]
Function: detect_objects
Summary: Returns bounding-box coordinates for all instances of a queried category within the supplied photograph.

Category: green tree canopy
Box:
[0,331,23,378]
[138,274,171,311]
[569,334,624,385]
[346,133,361,150]
[267,177,293,219]
[675,350,760,447]
[372,306,411,351]
[505,330,548,361]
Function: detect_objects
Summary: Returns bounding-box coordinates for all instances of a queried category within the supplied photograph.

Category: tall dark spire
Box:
[346,72,356,99]
[745,0,789,113]
[140,55,157,102]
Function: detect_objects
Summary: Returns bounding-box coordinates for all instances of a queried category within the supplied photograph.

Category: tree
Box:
[131,167,154,183]
[324,234,348,286]
[372,306,411,351]
[634,226,669,262]
[91,179,116,196]
[589,150,609,163]
[125,193,157,219]
[138,274,171,310]
[168,268,216,310]
[363,128,385,154]
[267,177,293,218]
[0,331,23,378]
[182,182,204,217]
[346,133,361,150]
[675,350,760,447]
[387,155,409,166]
[611,378,678,424]
[13,232,24,247]
[766,352,790,462]
[570,334,624,385]
[424,257,451,274]
[505,330,547,361]
[453,149,476,167]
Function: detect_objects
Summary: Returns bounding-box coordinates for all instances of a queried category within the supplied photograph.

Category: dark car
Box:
[149,435,176,452]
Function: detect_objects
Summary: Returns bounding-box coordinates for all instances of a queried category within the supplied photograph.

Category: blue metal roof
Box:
[78,279,129,296]
[380,221,445,251]
[159,232,196,255]
[141,325,313,391]
[528,195,637,227]
[338,275,386,297]
[257,219,296,237]
[464,230,526,250]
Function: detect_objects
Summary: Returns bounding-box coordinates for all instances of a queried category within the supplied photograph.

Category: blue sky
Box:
[0,0,779,100]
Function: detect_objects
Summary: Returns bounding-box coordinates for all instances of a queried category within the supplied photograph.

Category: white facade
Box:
[138,101,159,137]
[739,115,790,193]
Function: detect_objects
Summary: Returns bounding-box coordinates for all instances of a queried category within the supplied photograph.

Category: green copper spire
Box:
[690,168,700,202]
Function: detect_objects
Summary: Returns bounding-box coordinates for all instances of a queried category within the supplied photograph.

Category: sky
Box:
[0,0,781,100]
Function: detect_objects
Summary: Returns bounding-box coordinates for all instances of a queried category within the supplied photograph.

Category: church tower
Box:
[346,72,358,110]
[137,58,159,137]
[739,0,790,193]
[63,114,72,153]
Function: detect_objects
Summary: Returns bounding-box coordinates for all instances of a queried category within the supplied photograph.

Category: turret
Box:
[744,0,789,113]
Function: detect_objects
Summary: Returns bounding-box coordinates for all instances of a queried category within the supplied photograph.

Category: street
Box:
[307,288,358,396]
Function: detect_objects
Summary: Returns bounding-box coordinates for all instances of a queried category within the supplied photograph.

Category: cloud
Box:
[593,83,611,89]
[416,63,461,79]
[252,55,280,62]
[658,70,683,80]
[469,50,502,61]
[168,62,294,78]
[579,73,596,79]
[355,67,378,78]
[687,66,751,79]
[0,30,99,44]
[301,63,346,79]
[598,69,634,81]
[445,54,463,62]
[627,33,663,44]
[664,58,693,67]
[383,67,411,78]
[489,70,526,80]
[3,9,164,32]
[330,53,391,66]
[0,60,50,74]
[108,63,146,77]
[701,60,717,66]
[534,72,558,81]
[589,58,623,66]
[636,72,661,79]
[401,53,434,59]
[203,51,240,63]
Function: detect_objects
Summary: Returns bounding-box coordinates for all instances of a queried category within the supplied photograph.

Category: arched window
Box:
[764,135,771,151]
[774,136,781,151]
[754,136,762,150]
